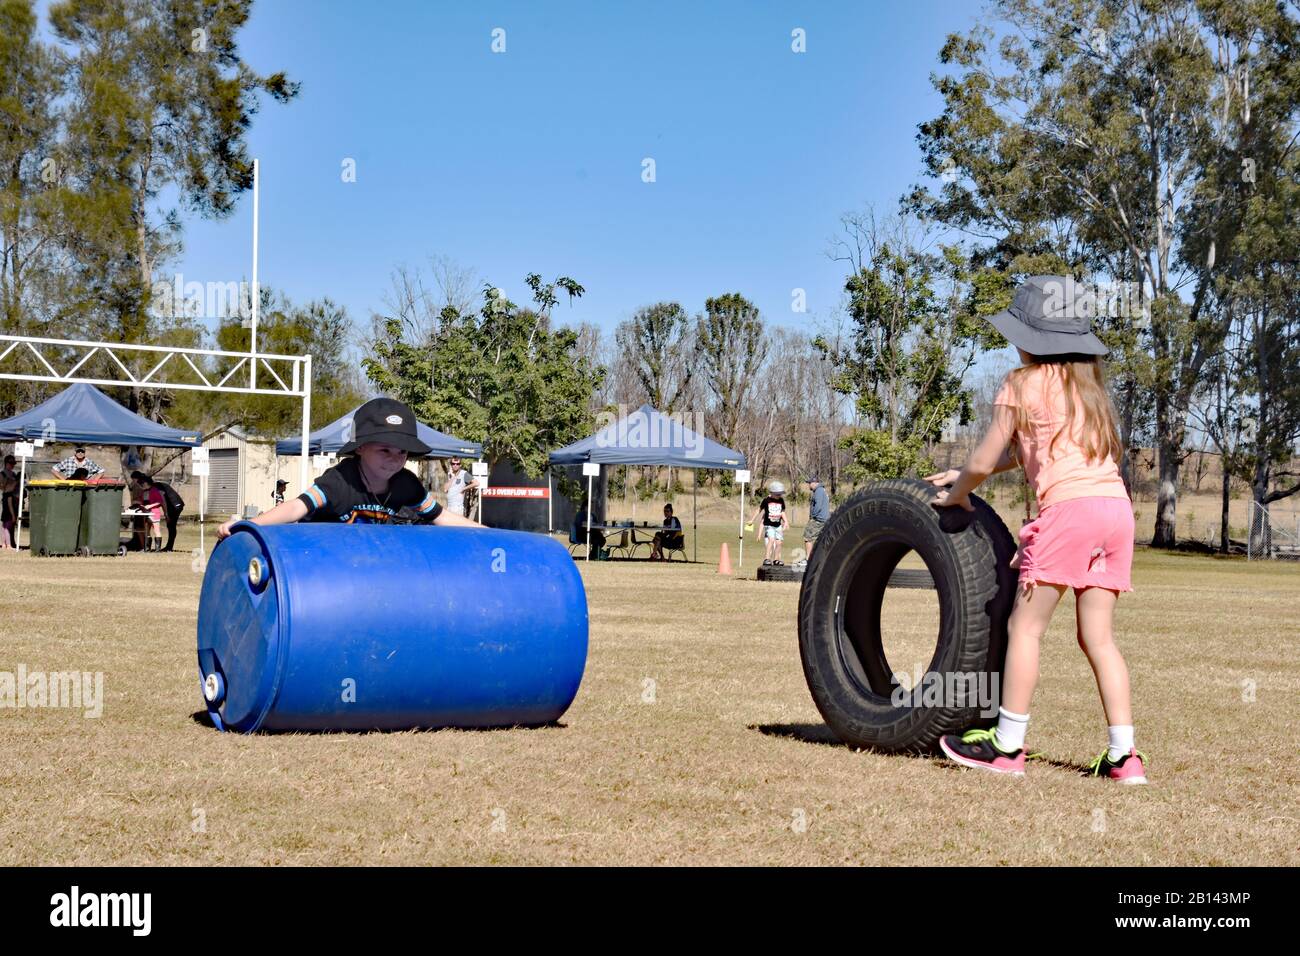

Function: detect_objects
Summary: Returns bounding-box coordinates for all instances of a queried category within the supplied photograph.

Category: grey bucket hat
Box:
[986,276,1108,357]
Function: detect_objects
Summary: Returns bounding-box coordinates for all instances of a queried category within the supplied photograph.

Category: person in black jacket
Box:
[132,471,184,552]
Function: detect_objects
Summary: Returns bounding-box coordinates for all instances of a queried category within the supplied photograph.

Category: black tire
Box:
[757,564,803,582]
[797,479,1017,753]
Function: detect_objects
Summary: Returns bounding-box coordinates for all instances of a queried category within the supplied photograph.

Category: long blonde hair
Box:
[1008,355,1123,465]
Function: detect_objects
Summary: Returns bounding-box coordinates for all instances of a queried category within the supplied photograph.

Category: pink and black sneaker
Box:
[1088,748,1149,785]
[939,728,1026,777]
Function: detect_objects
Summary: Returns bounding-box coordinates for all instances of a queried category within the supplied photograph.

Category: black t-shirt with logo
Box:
[760,495,786,527]
[298,457,442,524]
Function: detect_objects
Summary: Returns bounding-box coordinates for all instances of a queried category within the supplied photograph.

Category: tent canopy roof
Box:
[276,405,483,458]
[548,403,746,469]
[0,383,201,447]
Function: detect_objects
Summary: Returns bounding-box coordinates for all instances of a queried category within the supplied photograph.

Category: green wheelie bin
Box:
[79,480,127,556]
[26,480,86,556]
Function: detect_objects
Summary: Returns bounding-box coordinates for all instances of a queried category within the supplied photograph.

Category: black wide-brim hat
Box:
[986,275,1108,357]
[338,397,432,456]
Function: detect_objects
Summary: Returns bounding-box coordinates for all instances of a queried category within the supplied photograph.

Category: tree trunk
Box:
[1219,462,1231,554]
[1252,465,1272,556]
[1152,395,1180,548]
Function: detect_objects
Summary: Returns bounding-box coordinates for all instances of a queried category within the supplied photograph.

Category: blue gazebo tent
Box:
[548,403,747,561]
[0,383,201,447]
[276,404,482,459]
[548,403,746,470]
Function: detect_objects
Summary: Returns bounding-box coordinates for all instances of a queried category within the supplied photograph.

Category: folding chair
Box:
[662,532,687,561]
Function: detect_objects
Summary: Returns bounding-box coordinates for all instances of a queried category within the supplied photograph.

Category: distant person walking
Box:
[53,446,104,480]
[804,475,830,560]
[272,479,288,505]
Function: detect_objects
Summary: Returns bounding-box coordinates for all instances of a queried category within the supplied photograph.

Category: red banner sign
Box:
[481,486,550,499]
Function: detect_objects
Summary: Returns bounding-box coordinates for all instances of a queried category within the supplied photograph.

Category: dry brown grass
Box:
[1,521,1296,866]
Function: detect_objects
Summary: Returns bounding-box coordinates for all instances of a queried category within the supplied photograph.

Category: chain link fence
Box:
[1247,500,1300,561]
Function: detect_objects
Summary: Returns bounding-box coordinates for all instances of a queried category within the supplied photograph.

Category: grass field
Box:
[1,518,1296,866]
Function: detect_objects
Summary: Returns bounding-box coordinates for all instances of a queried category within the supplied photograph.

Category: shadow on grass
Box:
[751,722,1097,774]
[751,722,931,762]
[189,710,568,735]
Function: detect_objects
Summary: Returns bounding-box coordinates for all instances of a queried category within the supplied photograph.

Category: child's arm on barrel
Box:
[433,509,483,528]
[216,498,308,539]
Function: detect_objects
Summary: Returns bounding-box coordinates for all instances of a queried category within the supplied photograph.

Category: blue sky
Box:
[164,0,982,338]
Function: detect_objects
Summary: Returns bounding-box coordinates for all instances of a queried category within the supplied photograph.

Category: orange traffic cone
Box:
[717,542,733,575]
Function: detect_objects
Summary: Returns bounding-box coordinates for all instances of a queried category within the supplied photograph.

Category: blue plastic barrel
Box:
[196,523,588,733]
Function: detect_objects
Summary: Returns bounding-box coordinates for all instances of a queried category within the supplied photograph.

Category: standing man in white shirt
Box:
[443,457,479,517]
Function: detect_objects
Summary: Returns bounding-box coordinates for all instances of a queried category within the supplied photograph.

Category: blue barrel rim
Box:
[198,520,294,733]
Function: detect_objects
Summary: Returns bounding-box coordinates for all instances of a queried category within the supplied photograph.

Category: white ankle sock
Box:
[1108,725,1135,762]
[994,707,1030,753]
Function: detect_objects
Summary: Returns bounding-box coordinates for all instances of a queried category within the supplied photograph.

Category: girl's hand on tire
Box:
[923,469,962,487]
[931,488,975,511]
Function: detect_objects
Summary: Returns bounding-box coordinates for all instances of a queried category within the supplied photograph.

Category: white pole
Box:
[250,157,259,391]
[585,473,593,562]
[199,472,206,559]
[15,454,27,549]
[738,480,745,570]
[299,355,311,492]
[547,470,553,532]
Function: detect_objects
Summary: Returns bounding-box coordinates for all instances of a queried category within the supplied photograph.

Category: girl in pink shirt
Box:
[928,275,1147,784]
[140,484,165,552]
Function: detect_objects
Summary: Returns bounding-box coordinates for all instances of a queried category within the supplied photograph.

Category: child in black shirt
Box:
[216,398,483,538]
[748,480,789,566]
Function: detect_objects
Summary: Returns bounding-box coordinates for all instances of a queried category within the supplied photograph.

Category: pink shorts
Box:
[1017,496,1134,593]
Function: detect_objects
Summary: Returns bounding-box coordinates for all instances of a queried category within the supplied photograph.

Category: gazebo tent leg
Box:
[693,476,697,563]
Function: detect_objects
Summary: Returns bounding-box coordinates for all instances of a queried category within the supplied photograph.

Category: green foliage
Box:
[0,0,74,415]
[171,290,365,436]
[614,301,694,412]
[696,292,766,448]
[817,220,984,481]
[49,0,299,345]
[911,0,1300,541]
[839,430,934,484]
[363,274,605,476]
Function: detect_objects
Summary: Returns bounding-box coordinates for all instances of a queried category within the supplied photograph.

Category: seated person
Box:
[572,505,605,555]
[649,503,684,560]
